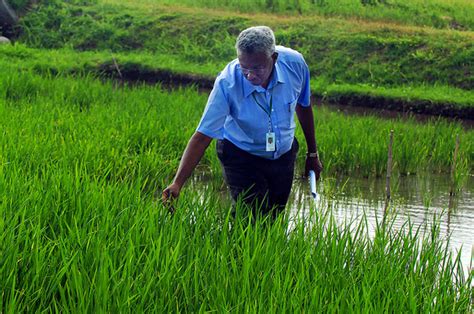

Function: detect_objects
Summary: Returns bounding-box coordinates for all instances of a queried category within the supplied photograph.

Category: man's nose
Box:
[246,71,256,80]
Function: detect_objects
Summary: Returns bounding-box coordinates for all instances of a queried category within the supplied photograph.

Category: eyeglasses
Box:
[239,65,267,76]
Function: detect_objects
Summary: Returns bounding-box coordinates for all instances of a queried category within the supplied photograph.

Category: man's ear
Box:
[272,52,278,63]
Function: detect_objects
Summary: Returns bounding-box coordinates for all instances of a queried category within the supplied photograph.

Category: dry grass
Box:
[100,0,474,39]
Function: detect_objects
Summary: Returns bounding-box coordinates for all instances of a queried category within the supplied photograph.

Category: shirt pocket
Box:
[287,98,298,129]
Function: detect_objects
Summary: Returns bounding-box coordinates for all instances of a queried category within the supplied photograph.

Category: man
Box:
[163,26,322,219]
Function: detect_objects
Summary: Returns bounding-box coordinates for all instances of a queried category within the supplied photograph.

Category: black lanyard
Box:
[251,92,273,116]
[251,92,273,132]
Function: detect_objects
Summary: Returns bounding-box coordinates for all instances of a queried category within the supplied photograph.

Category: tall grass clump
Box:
[303,110,473,178]
[0,67,472,180]
[0,170,472,311]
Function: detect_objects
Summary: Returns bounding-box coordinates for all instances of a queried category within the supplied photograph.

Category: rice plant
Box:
[0,68,472,311]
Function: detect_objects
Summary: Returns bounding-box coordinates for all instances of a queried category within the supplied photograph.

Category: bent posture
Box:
[163,26,322,218]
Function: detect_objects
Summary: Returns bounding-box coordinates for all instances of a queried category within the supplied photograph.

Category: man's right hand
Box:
[160,131,213,213]
[162,182,181,213]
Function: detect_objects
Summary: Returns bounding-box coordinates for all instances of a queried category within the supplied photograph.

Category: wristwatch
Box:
[307,152,319,158]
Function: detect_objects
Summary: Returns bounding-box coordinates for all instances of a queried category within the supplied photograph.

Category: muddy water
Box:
[191,170,473,276]
[289,173,473,277]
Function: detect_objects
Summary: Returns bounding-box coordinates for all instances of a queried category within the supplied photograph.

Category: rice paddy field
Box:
[1,0,473,311]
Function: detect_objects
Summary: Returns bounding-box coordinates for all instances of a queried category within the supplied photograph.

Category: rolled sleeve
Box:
[196,78,229,139]
[297,59,311,107]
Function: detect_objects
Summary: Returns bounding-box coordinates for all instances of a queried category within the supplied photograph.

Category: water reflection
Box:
[190,169,473,276]
[289,173,474,277]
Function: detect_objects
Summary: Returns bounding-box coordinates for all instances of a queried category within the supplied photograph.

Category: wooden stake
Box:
[384,130,394,216]
[449,135,460,198]
[111,55,123,79]
[386,130,394,201]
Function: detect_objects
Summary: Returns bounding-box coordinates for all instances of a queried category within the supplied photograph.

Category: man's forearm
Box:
[295,105,317,153]
[173,131,212,188]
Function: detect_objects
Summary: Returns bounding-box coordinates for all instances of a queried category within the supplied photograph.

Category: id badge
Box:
[266,132,275,152]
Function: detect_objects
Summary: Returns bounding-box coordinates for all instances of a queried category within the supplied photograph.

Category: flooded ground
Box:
[191,170,473,277]
[289,173,473,277]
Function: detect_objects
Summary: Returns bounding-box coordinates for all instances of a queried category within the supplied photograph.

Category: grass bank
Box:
[146,0,474,30]
[0,70,472,312]
[1,67,472,181]
[2,43,473,118]
[8,0,473,117]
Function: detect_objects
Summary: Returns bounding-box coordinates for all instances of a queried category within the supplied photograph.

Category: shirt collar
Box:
[242,60,285,98]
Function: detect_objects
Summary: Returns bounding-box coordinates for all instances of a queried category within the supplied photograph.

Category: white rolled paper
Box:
[309,170,317,199]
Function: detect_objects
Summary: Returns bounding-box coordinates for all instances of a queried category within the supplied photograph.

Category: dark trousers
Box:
[216,138,299,220]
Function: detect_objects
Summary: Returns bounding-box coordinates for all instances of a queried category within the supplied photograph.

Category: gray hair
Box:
[235,26,276,57]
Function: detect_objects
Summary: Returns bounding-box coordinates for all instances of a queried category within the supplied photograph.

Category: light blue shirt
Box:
[197,46,311,160]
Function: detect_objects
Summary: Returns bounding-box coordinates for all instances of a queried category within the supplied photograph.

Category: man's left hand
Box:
[304,155,323,180]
